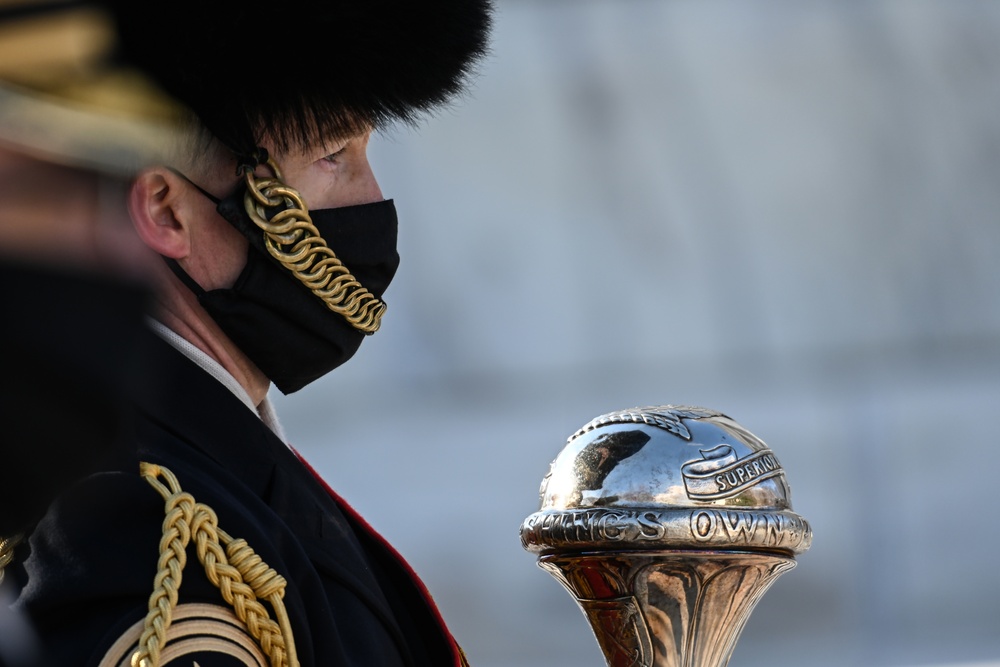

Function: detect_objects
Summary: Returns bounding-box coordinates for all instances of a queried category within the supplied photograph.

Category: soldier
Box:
[0,0,491,665]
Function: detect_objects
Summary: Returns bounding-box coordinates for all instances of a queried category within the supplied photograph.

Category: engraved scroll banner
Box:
[681,446,784,500]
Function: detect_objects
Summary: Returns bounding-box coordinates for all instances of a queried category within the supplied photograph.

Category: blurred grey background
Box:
[273,1,1000,665]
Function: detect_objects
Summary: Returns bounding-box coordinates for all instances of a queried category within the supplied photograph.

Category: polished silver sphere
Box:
[541,405,792,511]
[522,405,811,555]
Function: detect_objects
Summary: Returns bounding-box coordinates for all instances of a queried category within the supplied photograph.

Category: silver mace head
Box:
[520,405,812,667]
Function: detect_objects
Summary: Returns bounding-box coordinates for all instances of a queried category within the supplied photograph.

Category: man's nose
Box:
[358,158,383,204]
[344,157,383,207]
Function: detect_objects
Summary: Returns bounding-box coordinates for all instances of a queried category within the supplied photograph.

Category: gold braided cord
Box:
[243,161,386,334]
[135,462,299,667]
[0,534,23,585]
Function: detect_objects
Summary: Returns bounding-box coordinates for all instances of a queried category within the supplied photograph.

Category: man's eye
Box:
[322,146,348,163]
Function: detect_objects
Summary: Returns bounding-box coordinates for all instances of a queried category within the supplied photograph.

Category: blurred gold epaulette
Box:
[0,533,23,585]
[121,462,300,667]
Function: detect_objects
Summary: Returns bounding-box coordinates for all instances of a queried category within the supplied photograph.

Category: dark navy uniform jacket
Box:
[3,330,463,667]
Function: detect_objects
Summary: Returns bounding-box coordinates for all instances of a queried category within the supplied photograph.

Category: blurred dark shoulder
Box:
[0,260,152,536]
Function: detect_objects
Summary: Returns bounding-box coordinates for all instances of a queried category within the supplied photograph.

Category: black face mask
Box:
[168,179,399,394]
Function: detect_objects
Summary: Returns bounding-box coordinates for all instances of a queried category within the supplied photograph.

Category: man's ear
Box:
[128,168,195,259]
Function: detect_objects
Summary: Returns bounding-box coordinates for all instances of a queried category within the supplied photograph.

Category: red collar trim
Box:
[291,447,467,667]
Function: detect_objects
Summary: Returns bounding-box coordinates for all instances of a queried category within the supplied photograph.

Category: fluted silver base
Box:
[538,550,795,667]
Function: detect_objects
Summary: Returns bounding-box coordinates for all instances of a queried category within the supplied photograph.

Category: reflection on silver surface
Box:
[522,406,811,667]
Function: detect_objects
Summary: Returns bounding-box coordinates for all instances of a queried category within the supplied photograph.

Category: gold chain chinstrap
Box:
[135,462,299,667]
[243,161,386,334]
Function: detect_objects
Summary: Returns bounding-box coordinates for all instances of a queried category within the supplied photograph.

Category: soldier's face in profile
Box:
[268,129,383,212]
[176,128,384,293]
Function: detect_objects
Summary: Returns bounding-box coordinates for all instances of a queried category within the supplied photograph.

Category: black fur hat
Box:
[104,0,492,158]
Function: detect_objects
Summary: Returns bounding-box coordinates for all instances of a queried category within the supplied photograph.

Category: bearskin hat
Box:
[104,0,493,157]
[0,0,491,170]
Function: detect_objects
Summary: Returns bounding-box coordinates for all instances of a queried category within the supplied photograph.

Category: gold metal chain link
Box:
[243,160,386,334]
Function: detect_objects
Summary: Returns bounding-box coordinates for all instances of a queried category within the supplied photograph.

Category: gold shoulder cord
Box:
[243,160,386,334]
[135,462,299,667]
